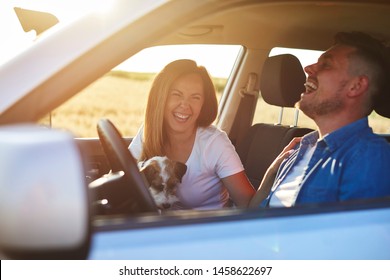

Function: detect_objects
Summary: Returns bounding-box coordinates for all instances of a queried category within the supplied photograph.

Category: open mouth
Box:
[303,81,318,94]
[173,112,190,122]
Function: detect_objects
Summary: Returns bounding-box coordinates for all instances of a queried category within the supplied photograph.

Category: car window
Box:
[253,47,390,134]
[43,44,242,137]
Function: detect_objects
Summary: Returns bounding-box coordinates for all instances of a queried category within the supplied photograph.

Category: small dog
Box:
[139,156,187,210]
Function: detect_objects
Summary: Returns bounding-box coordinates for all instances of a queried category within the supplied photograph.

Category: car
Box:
[0,0,390,260]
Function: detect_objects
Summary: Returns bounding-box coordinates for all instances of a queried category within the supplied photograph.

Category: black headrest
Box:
[373,47,390,118]
[260,54,306,107]
[374,93,390,118]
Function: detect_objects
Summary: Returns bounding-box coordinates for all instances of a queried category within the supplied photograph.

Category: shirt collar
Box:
[301,130,319,147]
[319,117,371,152]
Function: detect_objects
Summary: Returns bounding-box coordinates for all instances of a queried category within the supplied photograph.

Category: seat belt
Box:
[230,72,259,146]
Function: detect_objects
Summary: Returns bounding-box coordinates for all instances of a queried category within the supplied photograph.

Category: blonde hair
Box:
[141,59,218,160]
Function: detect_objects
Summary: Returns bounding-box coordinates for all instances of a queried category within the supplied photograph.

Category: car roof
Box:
[160,0,390,51]
[1,0,389,124]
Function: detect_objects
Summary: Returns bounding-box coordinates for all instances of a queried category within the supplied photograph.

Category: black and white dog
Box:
[139,156,187,210]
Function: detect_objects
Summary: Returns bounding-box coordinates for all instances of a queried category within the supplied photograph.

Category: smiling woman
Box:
[46,44,241,137]
[128,59,256,210]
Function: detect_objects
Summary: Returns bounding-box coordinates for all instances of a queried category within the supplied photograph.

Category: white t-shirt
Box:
[129,125,244,209]
[269,144,316,207]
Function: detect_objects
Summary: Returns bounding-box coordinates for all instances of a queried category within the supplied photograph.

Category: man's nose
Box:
[304,63,316,76]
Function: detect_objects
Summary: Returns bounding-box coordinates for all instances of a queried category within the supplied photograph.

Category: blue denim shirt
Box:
[263,117,390,207]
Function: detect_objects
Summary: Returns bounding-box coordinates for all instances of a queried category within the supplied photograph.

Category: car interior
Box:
[3,1,390,219]
[79,1,390,218]
[1,1,390,261]
[87,52,390,218]
[235,54,314,188]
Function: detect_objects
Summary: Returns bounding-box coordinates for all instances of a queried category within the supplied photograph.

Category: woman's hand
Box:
[267,137,301,176]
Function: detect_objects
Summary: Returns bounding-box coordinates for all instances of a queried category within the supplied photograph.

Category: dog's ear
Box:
[174,162,187,182]
[140,163,158,185]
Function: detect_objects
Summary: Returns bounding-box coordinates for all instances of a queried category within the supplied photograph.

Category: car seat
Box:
[373,56,390,143]
[236,54,313,189]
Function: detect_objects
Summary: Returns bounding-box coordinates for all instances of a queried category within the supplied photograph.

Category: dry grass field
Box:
[47,71,390,138]
[48,72,153,137]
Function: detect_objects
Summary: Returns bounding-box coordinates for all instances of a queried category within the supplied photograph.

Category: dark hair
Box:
[334,31,389,113]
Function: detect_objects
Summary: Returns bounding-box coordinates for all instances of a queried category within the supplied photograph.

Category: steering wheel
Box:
[96,118,157,214]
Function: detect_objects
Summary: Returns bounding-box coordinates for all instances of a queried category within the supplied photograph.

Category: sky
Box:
[1,0,322,78]
[114,45,242,78]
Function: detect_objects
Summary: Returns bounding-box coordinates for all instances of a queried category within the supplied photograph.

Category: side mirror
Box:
[14,7,59,36]
[0,125,90,259]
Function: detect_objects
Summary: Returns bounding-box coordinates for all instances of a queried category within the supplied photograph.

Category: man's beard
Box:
[296,83,347,119]
[296,96,344,119]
